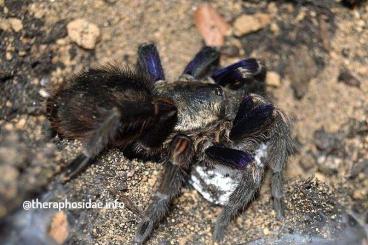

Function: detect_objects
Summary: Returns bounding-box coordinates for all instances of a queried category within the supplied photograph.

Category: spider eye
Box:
[214,87,223,97]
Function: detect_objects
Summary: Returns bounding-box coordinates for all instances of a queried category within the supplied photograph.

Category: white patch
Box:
[190,143,270,206]
[254,143,268,167]
[190,164,242,205]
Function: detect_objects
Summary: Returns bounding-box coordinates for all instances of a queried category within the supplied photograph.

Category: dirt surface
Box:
[0,0,367,244]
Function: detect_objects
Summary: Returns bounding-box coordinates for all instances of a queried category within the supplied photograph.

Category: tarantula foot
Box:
[273,198,285,220]
[213,223,226,242]
[182,46,220,79]
[61,154,91,182]
[205,145,253,170]
[138,43,165,82]
[230,99,274,141]
[133,217,154,245]
[211,58,264,87]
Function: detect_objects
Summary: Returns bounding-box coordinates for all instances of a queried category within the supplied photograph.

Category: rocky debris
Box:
[0,208,62,245]
[8,18,23,32]
[338,68,361,88]
[0,123,60,219]
[194,4,231,46]
[0,17,23,32]
[48,211,69,244]
[287,45,318,99]
[233,13,271,37]
[0,18,23,32]
[266,71,281,87]
[313,128,345,175]
[240,2,334,100]
[67,19,101,49]
[44,20,68,44]
[312,118,368,178]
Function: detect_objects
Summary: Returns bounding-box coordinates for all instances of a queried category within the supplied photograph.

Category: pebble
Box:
[0,18,11,32]
[15,118,26,129]
[48,211,69,244]
[287,45,318,99]
[8,18,23,32]
[352,190,364,199]
[337,68,361,88]
[233,13,271,36]
[266,71,281,87]
[39,88,51,98]
[67,19,101,49]
[5,52,12,60]
[263,227,270,235]
[194,4,231,47]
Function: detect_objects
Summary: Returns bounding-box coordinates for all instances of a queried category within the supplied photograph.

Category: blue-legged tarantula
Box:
[47,43,293,243]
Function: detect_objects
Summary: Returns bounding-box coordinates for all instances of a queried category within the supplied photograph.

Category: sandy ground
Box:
[0,0,367,244]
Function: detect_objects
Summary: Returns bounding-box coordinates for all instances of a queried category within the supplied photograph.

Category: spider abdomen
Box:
[190,142,269,205]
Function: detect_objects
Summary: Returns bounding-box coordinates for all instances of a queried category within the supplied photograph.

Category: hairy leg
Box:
[267,111,293,219]
[181,46,220,79]
[134,134,193,244]
[213,165,264,242]
[137,43,165,82]
[61,107,121,182]
[62,99,177,182]
[211,58,265,89]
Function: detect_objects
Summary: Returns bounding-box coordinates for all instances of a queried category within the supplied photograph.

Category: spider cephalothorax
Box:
[47,43,293,244]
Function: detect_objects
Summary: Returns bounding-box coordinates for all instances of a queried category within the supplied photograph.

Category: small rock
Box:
[67,19,101,49]
[5,52,12,60]
[313,128,341,152]
[8,18,23,32]
[15,118,26,129]
[48,211,69,244]
[352,190,365,200]
[266,71,281,87]
[287,45,318,99]
[220,45,240,57]
[194,4,231,47]
[263,227,270,235]
[0,18,11,31]
[338,68,361,88]
[39,88,51,98]
[44,20,67,44]
[233,13,271,36]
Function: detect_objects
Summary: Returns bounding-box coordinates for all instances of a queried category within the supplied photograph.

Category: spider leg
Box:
[211,58,265,88]
[181,46,220,79]
[61,100,176,182]
[205,145,253,170]
[230,95,274,142]
[134,134,193,244]
[137,43,165,82]
[61,107,121,182]
[213,165,264,242]
[266,110,294,219]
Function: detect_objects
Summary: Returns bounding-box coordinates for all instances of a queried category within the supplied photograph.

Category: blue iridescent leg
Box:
[230,96,274,142]
[211,58,265,87]
[205,145,253,170]
[182,46,220,79]
[137,43,165,82]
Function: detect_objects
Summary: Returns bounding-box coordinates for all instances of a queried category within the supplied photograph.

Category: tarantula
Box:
[47,43,293,244]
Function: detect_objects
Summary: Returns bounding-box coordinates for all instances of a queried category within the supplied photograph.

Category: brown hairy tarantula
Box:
[47,43,293,244]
